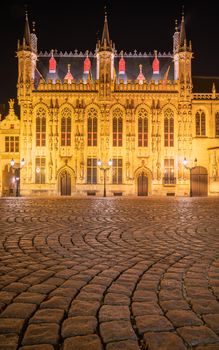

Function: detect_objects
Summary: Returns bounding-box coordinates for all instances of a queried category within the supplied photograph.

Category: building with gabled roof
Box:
[0,10,218,197]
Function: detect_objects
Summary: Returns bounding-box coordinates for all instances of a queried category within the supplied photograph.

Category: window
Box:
[113,108,123,147]
[87,108,98,146]
[5,136,19,152]
[216,112,219,136]
[164,109,174,147]
[112,159,122,184]
[61,108,71,146]
[35,157,46,184]
[36,108,46,147]
[87,158,97,184]
[164,159,175,184]
[196,110,206,136]
[138,109,148,147]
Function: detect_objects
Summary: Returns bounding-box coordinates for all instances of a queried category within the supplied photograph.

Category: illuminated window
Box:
[164,159,175,184]
[61,108,72,146]
[87,108,98,146]
[112,158,122,184]
[5,136,19,152]
[164,109,174,147]
[36,108,46,147]
[35,157,46,184]
[216,112,219,136]
[138,109,148,147]
[113,108,123,147]
[196,110,206,136]
[87,158,97,184]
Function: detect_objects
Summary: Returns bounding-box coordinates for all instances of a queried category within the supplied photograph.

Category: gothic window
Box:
[216,112,219,136]
[112,158,123,184]
[35,157,46,184]
[36,108,46,147]
[164,108,174,147]
[196,110,206,136]
[61,108,71,146]
[87,108,98,146]
[164,159,175,184]
[113,108,123,147]
[87,158,97,184]
[138,109,148,147]
[5,136,19,152]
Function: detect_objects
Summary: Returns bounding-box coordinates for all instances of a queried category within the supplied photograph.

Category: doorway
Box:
[60,170,71,196]
[191,166,208,196]
[138,172,148,196]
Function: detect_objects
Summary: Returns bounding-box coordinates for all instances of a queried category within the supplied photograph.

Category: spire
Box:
[49,50,57,73]
[119,51,126,74]
[24,10,31,47]
[137,65,145,85]
[212,82,216,99]
[31,21,38,53]
[152,50,160,74]
[163,65,171,85]
[84,52,91,74]
[99,8,112,51]
[179,7,186,48]
[173,19,180,54]
[101,9,110,45]
[64,64,74,84]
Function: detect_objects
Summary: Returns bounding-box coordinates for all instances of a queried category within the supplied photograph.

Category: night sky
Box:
[0,0,218,114]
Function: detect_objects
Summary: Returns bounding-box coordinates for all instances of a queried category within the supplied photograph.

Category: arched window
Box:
[87,108,98,146]
[164,108,174,147]
[61,108,71,146]
[196,110,206,136]
[36,107,46,147]
[216,112,219,136]
[113,108,123,147]
[138,108,148,147]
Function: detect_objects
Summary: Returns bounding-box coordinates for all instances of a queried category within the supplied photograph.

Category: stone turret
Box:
[17,11,37,102]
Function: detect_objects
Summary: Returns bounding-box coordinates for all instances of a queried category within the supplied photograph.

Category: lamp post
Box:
[97,159,112,197]
[183,157,197,197]
[10,158,25,197]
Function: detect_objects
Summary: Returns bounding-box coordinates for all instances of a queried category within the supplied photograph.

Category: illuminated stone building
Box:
[0,12,219,197]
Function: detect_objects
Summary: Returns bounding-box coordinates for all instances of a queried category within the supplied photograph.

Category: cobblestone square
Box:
[0,197,219,350]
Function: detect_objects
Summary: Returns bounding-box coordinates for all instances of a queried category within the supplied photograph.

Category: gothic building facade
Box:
[0,13,219,197]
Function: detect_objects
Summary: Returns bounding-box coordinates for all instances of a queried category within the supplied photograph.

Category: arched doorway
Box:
[60,170,71,196]
[138,172,148,196]
[191,166,208,197]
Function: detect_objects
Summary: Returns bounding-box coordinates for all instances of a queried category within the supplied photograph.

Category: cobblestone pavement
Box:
[0,197,219,350]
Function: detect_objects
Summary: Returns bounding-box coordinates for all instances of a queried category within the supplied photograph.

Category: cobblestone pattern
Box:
[0,197,219,350]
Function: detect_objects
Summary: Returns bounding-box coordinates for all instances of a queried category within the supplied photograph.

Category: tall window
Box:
[5,136,19,152]
[36,108,46,147]
[113,108,123,147]
[138,108,148,147]
[112,159,123,184]
[87,108,98,146]
[216,112,219,136]
[196,110,206,136]
[164,109,174,147]
[35,157,46,184]
[61,108,72,146]
[164,159,175,184]
[87,158,97,184]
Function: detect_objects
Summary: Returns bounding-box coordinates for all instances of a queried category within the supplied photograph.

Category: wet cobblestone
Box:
[0,197,219,349]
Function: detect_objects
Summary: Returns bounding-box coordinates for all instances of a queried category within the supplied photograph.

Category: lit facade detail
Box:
[0,13,219,197]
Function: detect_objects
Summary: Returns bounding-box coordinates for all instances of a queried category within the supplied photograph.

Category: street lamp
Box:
[10,158,25,197]
[97,159,112,197]
[183,157,197,197]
